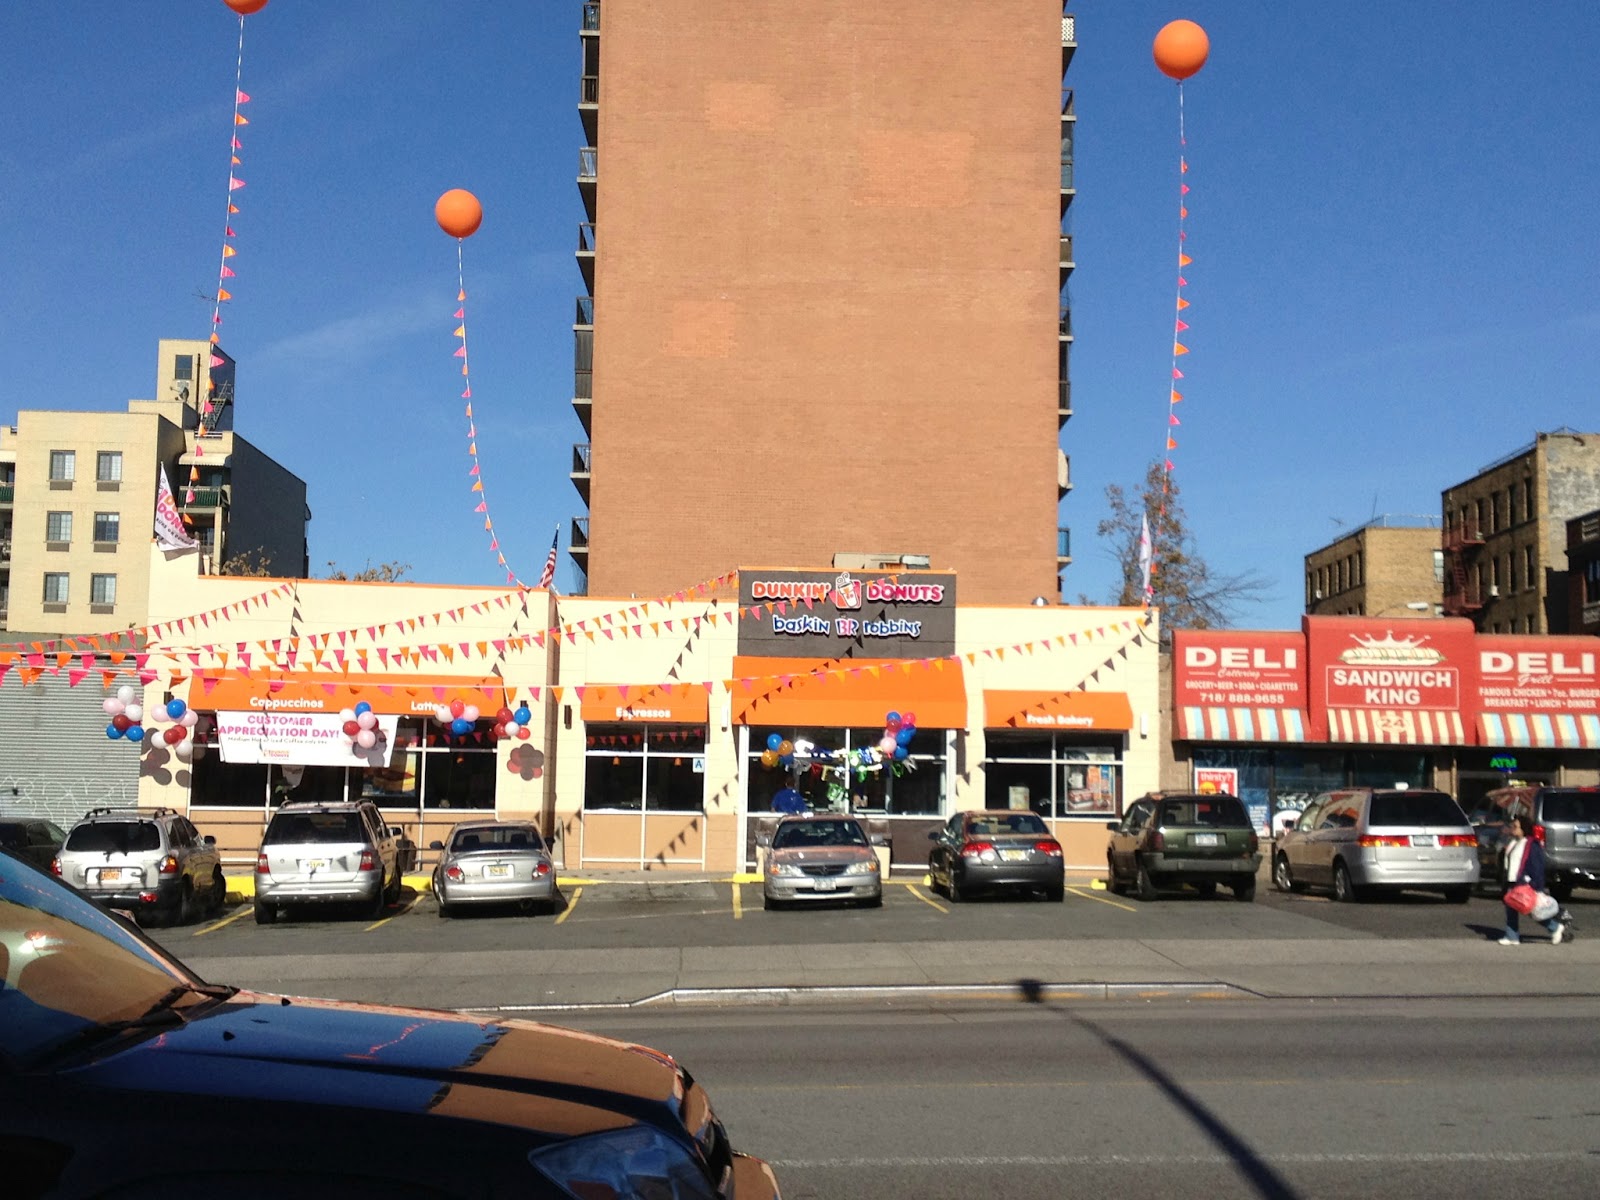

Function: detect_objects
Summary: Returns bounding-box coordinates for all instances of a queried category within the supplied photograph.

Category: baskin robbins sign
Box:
[736,568,957,659]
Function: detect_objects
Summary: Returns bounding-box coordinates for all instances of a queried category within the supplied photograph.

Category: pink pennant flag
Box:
[461,386,471,399]
[220,266,235,278]
[454,307,464,319]
[237,89,250,103]
[228,176,245,190]
[453,346,467,358]
[1168,414,1181,426]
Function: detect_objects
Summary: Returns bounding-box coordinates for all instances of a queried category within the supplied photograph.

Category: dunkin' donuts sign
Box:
[737,569,957,658]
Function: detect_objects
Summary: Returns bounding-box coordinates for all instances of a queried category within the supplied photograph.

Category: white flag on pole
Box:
[154,466,199,549]
[1138,513,1154,600]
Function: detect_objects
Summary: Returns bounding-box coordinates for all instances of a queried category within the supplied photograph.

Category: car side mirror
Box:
[429,840,445,851]
[388,826,404,838]
[870,833,887,847]
[927,830,939,842]
[756,833,772,848]
[1105,820,1119,831]
[204,835,217,845]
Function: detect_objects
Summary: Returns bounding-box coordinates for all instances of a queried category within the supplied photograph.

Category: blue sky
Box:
[2,2,1596,630]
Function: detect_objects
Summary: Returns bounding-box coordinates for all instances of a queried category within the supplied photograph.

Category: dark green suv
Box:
[1106,791,1261,901]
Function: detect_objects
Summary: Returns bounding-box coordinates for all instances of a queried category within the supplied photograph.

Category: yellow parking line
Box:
[731,882,743,920]
[1067,884,1138,912]
[904,883,948,913]
[366,893,421,931]
[191,904,253,936]
[554,886,582,924]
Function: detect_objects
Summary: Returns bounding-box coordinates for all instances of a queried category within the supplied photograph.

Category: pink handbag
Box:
[1504,883,1538,915]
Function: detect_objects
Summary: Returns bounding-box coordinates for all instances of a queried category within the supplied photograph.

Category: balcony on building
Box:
[1060,88,1075,216]
[0,484,12,506]
[578,147,597,222]
[570,442,591,503]
[1057,449,1072,500]
[1062,11,1075,70]
[1442,581,1485,615]
[570,516,590,574]
[0,538,10,566]
[1057,526,1072,568]
[177,484,231,511]
[573,297,594,435]
[1058,377,1072,427]
[577,223,595,294]
[1442,520,1484,551]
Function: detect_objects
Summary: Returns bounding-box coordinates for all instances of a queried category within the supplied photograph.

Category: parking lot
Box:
[166,868,1593,959]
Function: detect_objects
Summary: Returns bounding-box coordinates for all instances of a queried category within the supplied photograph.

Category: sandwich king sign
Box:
[1305,615,1478,744]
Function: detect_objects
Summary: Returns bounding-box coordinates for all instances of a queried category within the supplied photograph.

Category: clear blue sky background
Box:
[2,2,1596,629]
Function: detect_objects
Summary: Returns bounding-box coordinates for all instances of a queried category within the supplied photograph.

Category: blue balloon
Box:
[451,717,472,736]
[893,745,909,760]
[896,727,915,746]
[766,733,783,752]
[779,755,794,769]
[514,706,532,726]
[885,711,902,727]
[354,701,372,716]
[166,698,187,719]
[126,725,146,743]
[106,724,124,739]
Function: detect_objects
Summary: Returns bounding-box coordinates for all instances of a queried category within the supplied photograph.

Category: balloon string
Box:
[1149,80,1191,604]
[455,240,528,589]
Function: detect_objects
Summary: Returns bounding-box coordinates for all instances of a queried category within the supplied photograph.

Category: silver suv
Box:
[54,807,225,925]
[253,800,416,924]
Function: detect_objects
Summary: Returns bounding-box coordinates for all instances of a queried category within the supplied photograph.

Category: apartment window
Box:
[96,451,123,482]
[1354,550,1363,587]
[49,450,75,481]
[1489,557,1500,590]
[90,574,117,606]
[93,512,120,543]
[1508,487,1519,525]
[1584,560,1599,604]
[1523,546,1535,591]
[43,573,69,604]
[1509,553,1519,594]
[46,511,73,544]
[1522,480,1533,519]
[1433,549,1445,583]
[173,355,193,381]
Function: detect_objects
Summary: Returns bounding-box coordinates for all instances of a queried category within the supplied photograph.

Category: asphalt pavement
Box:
[185,863,1600,1011]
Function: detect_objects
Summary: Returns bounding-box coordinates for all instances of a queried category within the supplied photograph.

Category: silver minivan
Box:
[253,800,415,923]
[1272,787,1479,903]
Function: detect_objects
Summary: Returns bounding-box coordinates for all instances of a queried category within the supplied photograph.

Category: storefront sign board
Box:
[736,568,956,659]
[216,710,400,766]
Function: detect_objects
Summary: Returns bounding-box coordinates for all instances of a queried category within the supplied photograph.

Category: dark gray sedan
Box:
[928,809,1065,902]
[430,821,558,917]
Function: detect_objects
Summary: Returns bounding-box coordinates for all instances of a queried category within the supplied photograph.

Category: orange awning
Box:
[579,684,710,724]
[984,690,1133,731]
[730,656,967,729]
[192,674,509,717]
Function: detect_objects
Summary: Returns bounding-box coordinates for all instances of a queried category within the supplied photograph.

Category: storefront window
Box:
[983,732,1121,819]
[422,747,497,810]
[583,724,707,811]
[1265,748,1344,816]
[1350,751,1428,790]
[747,726,946,816]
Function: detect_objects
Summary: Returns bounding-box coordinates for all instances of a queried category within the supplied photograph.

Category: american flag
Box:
[537,527,560,590]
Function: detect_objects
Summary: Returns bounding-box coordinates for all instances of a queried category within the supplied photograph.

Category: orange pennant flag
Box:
[1173,343,1189,356]
[1166,437,1178,450]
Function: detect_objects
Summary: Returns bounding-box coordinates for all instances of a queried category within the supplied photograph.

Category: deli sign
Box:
[1173,630,1306,709]
[1476,635,1600,714]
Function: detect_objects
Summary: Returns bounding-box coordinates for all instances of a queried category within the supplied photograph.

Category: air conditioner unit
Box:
[1313,589,1324,600]
[1488,585,1500,598]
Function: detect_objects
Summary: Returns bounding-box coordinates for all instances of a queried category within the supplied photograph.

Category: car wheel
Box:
[385,868,402,905]
[1273,853,1303,894]
[947,873,964,903]
[1106,856,1127,896]
[927,855,944,897]
[863,893,883,909]
[763,893,780,911]
[367,881,387,919]
[176,880,197,926]
[1047,882,1065,902]
[1135,861,1159,902]
[1443,886,1470,904]
[210,868,228,913]
[1550,881,1574,904]
[1233,879,1256,902]
[437,898,451,919]
[253,898,276,925]
[1333,861,1359,903]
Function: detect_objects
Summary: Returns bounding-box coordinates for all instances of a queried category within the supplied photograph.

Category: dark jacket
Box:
[1503,837,1547,892]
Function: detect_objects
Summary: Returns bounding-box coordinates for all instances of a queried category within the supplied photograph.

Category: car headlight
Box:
[842,858,880,875]
[769,862,804,877]
[529,1126,716,1199]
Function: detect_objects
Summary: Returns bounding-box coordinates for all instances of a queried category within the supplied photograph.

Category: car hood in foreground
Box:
[62,991,690,1139]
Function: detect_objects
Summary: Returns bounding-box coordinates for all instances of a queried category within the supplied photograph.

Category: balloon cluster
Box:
[151,697,202,761]
[102,686,146,746]
[491,703,535,743]
[338,701,386,755]
[758,709,918,776]
[431,698,482,739]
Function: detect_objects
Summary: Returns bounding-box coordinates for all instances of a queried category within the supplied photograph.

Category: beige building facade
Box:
[1303,519,1442,619]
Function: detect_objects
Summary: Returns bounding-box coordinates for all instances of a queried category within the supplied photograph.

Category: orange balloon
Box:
[224,0,270,14]
[435,189,484,239]
[1153,19,1209,80]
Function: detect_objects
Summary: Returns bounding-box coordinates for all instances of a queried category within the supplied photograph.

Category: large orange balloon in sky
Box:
[223,0,270,14]
[435,189,484,239]
[1153,20,1210,80]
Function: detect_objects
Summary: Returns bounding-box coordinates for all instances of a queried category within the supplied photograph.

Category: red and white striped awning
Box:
[1327,708,1464,745]
[1480,712,1600,749]
[1176,706,1307,742]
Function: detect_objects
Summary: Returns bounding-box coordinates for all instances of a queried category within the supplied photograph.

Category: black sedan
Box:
[928,809,1065,901]
[0,849,780,1199]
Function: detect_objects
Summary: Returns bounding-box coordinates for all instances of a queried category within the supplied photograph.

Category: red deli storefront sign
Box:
[1305,616,1478,744]
[1475,634,1600,748]
[1172,630,1308,742]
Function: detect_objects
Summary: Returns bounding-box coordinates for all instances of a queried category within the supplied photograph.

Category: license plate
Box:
[812,879,837,892]
[98,867,122,883]
[484,864,511,878]
[1411,835,1435,848]
[301,859,327,872]
[999,849,1029,862]
[1191,833,1219,847]
[1579,833,1600,848]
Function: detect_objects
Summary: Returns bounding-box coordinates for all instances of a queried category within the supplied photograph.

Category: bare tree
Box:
[218,546,276,577]
[324,560,411,582]
[1091,461,1272,643]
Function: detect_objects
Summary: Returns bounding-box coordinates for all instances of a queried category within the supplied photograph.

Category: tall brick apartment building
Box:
[568,0,1076,604]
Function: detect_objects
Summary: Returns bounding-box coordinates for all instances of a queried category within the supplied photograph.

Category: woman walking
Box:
[1499,813,1564,946]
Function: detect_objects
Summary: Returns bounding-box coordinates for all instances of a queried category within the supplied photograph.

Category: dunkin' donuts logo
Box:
[831,571,863,610]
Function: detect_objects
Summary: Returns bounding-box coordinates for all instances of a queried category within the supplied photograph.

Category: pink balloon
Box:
[102,698,122,716]
[181,710,199,728]
[462,704,480,723]
[356,729,377,749]
[357,711,378,730]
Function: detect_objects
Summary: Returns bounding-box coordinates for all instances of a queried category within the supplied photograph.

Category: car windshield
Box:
[1368,792,1466,827]
[64,821,160,854]
[453,827,543,853]
[1540,790,1600,824]
[969,813,1049,837]
[773,820,868,849]
[1160,797,1248,828]
[0,855,198,1066]
[265,811,366,844]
